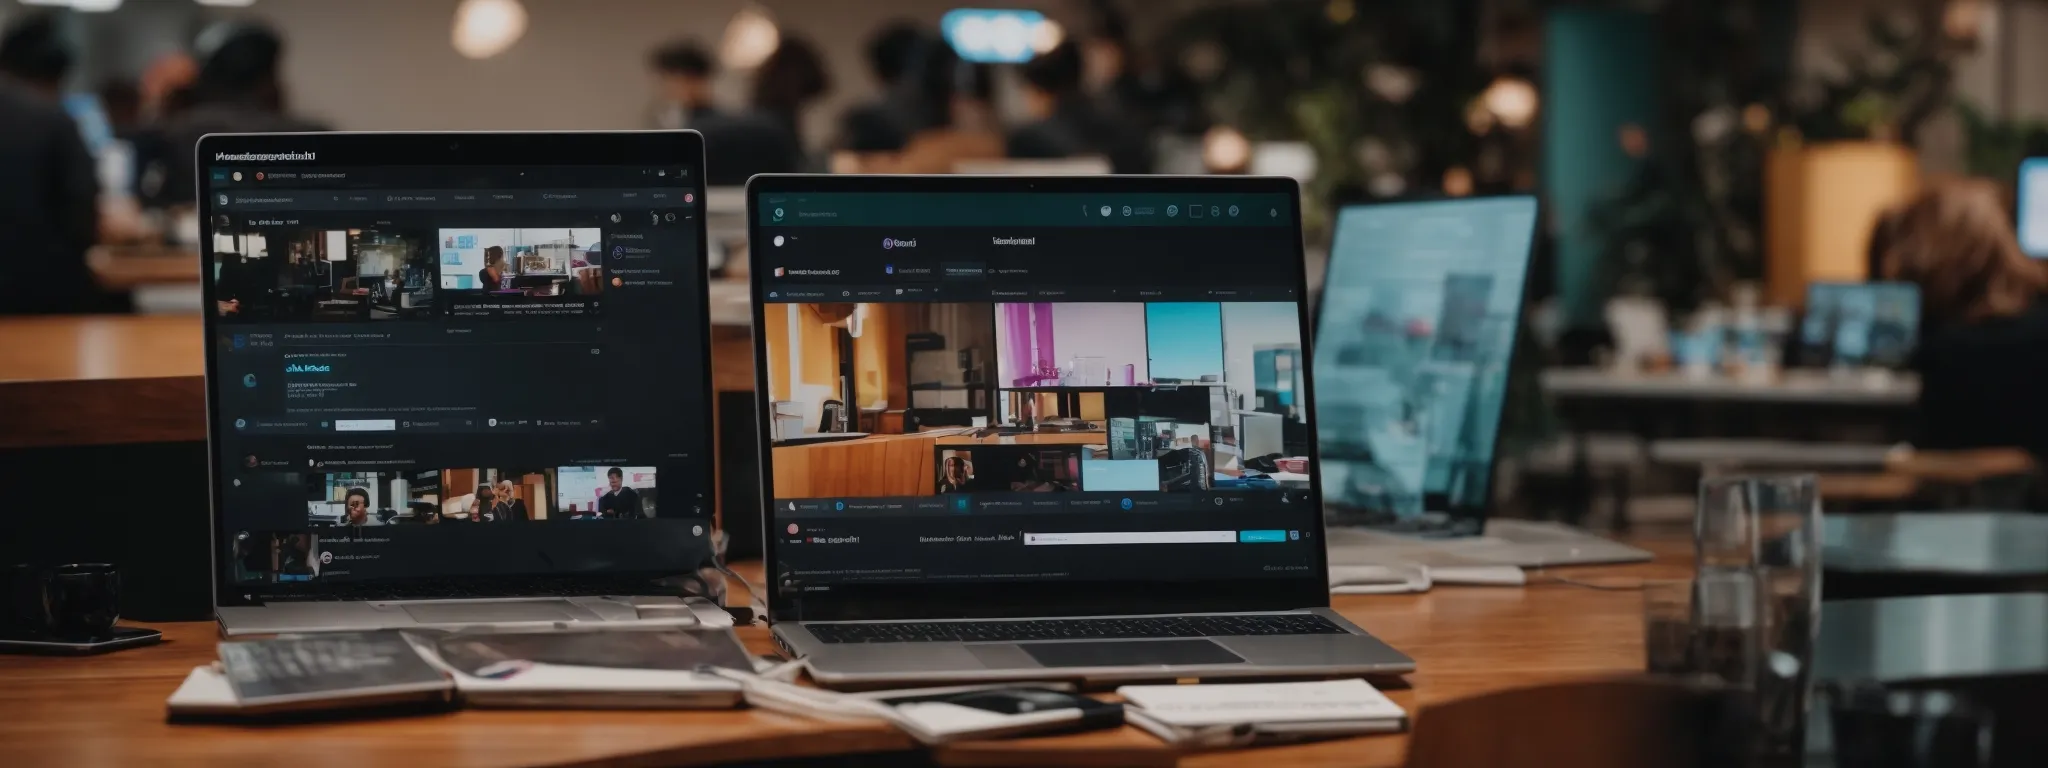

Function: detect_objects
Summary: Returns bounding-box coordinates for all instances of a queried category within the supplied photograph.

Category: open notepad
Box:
[1118,679,1407,748]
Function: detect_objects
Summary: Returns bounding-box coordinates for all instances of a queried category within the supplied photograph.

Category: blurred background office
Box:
[9,0,2048,520]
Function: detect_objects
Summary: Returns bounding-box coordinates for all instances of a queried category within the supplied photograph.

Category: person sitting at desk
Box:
[1876,179,2048,460]
[491,479,529,522]
[479,246,507,290]
[597,467,643,519]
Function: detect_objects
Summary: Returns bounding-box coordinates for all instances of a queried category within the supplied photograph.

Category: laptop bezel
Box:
[1314,194,1542,538]
[199,131,714,608]
[746,173,1332,622]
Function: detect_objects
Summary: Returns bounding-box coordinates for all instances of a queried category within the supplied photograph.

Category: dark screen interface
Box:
[204,163,713,589]
[1315,197,1536,533]
[758,191,1320,596]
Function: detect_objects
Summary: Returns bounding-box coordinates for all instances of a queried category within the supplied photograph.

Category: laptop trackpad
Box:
[1020,639,1244,668]
[400,600,583,624]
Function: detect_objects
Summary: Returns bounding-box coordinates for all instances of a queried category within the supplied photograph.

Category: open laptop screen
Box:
[750,176,1327,621]
[1796,281,1920,369]
[199,132,715,601]
[1315,196,1538,536]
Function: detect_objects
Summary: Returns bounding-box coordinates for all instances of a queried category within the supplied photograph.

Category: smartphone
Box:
[0,627,164,656]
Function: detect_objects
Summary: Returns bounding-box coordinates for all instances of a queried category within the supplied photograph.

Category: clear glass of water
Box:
[1696,473,1822,760]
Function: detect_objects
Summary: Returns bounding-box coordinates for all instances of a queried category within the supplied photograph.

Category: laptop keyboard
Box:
[807,614,1347,644]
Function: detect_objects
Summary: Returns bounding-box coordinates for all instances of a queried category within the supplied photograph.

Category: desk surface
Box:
[0,546,1704,768]
[1541,367,1919,405]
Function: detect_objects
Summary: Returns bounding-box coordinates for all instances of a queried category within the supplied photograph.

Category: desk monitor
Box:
[1796,281,1920,369]
[199,131,714,603]
[1314,196,1539,536]
[2021,157,2048,257]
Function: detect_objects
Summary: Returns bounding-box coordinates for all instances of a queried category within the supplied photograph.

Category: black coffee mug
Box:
[2,563,52,637]
[46,563,121,640]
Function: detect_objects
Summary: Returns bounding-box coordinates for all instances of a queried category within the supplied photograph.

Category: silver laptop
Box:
[747,174,1414,687]
[202,131,724,636]
[1314,195,1650,567]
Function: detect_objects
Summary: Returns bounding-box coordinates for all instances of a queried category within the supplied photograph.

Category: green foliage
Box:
[1957,101,2048,188]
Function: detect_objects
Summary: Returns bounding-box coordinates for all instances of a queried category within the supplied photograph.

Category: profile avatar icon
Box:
[1120,498,1134,510]
[319,551,333,565]
[834,501,846,511]
[787,523,799,535]
[218,194,229,206]
[242,373,257,388]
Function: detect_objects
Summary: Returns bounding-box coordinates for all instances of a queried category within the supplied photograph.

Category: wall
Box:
[1220,301,1301,406]
[1048,302,1148,385]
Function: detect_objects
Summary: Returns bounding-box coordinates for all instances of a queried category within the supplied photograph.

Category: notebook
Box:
[1117,678,1407,747]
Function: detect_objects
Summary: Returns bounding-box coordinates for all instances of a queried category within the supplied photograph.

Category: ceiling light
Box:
[64,0,126,11]
[720,5,781,70]
[1202,126,1252,174]
[1031,19,1063,54]
[195,0,258,7]
[1481,76,1539,130]
[942,9,1052,64]
[451,0,527,60]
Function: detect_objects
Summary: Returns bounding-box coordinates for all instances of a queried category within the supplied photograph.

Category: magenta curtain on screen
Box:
[1003,303,1057,386]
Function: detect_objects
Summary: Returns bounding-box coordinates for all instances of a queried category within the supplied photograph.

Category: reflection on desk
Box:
[1817,593,2048,683]
[1540,367,1919,405]
[1824,511,2048,576]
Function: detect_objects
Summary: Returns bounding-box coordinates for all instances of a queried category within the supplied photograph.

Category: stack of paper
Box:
[1117,678,1407,747]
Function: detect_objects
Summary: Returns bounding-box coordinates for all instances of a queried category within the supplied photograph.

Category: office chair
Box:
[818,400,845,434]
[1402,677,1738,768]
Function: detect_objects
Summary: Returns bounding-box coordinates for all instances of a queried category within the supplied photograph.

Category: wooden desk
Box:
[87,244,202,291]
[0,545,1696,768]
[0,315,206,448]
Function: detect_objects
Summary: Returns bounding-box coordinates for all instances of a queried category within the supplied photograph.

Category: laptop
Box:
[1314,196,1651,568]
[201,131,726,636]
[1793,281,1920,370]
[747,174,1414,687]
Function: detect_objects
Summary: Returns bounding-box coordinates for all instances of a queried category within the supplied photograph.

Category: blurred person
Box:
[480,245,507,289]
[0,21,99,315]
[157,22,328,208]
[97,79,142,138]
[131,53,198,208]
[849,46,1001,174]
[343,487,380,527]
[597,467,642,519]
[1080,6,1204,137]
[938,456,972,493]
[492,479,529,522]
[751,36,830,154]
[837,21,929,154]
[1006,41,1150,174]
[1875,179,2048,460]
[471,484,496,523]
[0,12,69,100]
[648,41,717,129]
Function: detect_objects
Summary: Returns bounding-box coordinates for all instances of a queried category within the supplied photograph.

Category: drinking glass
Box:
[1696,474,1822,761]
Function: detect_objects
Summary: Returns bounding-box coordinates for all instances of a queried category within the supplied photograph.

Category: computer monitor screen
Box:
[1315,196,1539,535]
[199,133,712,597]
[2020,158,2048,258]
[1797,281,1919,369]
[751,178,1326,621]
